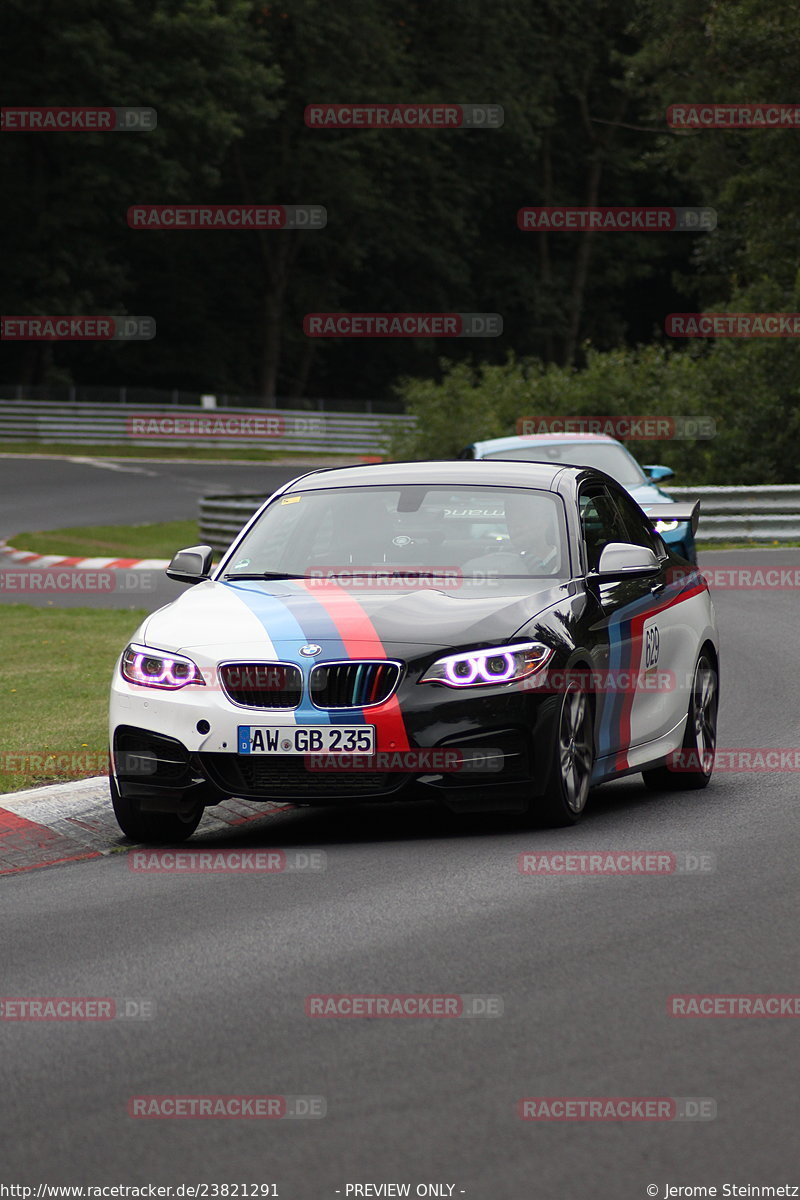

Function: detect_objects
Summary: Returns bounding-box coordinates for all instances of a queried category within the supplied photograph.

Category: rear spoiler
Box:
[642,501,700,536]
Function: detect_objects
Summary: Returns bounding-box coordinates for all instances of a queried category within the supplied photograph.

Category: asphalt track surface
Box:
[0,455,307,538]
[2,456,800,1194]
[0,455,314,608]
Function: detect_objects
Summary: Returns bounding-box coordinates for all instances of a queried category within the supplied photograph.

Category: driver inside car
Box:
[460,493,560,576]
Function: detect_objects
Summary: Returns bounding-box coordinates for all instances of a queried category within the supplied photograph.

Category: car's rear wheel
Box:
[641,650,718,791]
[109,772,204,842]
[536,680,594,826]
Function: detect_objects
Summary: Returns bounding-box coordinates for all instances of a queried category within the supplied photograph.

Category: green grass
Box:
[9,522,799,561]
[0,440,353,462]
[5,520,200,560]
[0,605,148,793]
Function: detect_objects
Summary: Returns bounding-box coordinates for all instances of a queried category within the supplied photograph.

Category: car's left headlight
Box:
[419,641,554,688]
[120,643,206,690]
[653,519,680,533]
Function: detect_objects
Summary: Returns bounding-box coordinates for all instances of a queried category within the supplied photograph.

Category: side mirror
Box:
[642,464,675,483]
[593,542,661,581]
[166,544,214,584]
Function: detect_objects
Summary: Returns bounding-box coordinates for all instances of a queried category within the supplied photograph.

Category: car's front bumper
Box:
[109,655,563,812]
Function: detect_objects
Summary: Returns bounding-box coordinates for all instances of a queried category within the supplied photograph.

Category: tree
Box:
[0,0,281,386]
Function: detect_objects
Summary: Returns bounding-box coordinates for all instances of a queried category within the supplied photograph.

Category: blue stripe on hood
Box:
[221,580,365,724]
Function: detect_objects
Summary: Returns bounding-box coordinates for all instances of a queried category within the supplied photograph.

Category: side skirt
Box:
[591,715,687,785]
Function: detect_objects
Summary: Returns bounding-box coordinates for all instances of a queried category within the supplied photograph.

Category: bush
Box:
[389,340,800,484]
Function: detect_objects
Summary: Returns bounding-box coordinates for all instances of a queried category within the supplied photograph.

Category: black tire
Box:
[535,680,594,826]
[642,650,718,791]
[109,772,204,843]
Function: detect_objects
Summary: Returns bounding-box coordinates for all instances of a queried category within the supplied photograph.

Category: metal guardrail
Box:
[665,486,800,541]
[0,387,403,413]
[1,397,796,546]
[199,496,267,554]
[198,485,800,554]
[0,400,412,454]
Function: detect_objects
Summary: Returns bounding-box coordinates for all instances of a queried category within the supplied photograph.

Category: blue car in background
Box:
[459,433,698,563]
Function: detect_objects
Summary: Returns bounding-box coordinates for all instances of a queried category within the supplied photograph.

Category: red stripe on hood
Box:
[299,580,410,751]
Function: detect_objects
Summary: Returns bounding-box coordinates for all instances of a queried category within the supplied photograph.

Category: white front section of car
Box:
[109,582,301,761]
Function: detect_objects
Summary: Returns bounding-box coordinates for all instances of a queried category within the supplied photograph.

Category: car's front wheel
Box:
[109,773,204,842]
[641,649,718,791]
[535,680,594,826]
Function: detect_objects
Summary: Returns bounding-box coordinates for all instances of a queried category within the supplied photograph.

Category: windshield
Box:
[482,441,645,486]
[222,485,569,581]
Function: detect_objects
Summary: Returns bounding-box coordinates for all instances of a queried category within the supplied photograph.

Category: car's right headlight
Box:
[419,641,554,688]
[120,643,205,690]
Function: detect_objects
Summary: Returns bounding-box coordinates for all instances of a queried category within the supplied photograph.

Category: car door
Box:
[579,482,662,764]
[605,482,699,747]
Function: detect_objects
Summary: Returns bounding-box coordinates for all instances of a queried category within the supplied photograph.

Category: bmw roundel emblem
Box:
[299,643,322,657]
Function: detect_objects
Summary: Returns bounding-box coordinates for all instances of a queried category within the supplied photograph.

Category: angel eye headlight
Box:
[420,641,554,688]
[121,643,206,690]
[653,519,680,533]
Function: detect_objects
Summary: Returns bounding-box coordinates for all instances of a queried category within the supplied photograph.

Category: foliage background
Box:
[2,0,800,479]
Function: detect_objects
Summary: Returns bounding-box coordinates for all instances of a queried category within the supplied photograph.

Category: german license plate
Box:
[238,725,375,755]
